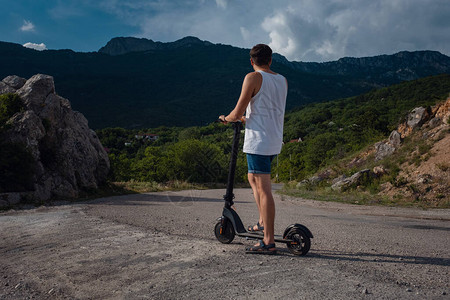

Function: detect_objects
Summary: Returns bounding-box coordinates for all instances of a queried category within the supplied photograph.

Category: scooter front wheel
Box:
[214,218,235,244]
[285,228,311,256]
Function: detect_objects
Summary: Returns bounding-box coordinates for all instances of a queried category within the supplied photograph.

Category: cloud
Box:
[96,0,450,62]
[23,42,47,51]
[261,0,450,61]
[215,0,227,9]
[240,27,250,41]
[20,20,35,32]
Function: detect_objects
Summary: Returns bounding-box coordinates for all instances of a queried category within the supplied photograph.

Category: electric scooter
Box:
[214,121,313,255]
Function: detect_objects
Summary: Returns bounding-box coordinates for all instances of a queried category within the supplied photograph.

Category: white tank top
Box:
[243,70,287,155]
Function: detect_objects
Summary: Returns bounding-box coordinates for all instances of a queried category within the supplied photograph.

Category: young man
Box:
[219,44,288,254]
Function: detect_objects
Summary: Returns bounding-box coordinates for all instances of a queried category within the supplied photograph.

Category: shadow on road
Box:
[87,193,249,207]
[310,249,450,267]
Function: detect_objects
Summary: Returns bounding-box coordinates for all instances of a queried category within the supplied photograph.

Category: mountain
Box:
[0,37,449,129]
[99,36,213,56]
[274,50,450,81]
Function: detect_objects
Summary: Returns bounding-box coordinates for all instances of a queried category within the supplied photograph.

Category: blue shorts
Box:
[246,154,276,174]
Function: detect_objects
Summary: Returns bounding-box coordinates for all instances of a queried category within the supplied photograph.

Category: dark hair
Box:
[250,44,272,66]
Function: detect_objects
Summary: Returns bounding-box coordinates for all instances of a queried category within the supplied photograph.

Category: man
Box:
[219,44,288,254]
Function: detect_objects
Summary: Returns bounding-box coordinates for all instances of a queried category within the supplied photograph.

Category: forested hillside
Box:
[1,36,449,128]
[97,74,450,186]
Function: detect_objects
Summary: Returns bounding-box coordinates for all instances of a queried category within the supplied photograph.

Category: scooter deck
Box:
[237,232,293,243]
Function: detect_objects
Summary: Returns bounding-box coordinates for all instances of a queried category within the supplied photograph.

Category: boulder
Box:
[331,169,371,191]
[296,175,323,188]
[5,110,46,159]
[0,74,110,204]
[373,166,387,176]
[388,130,402,147]
[374,141,396,161]
[349,169,371,184]
[332,174,347,185]
[407,107,430,130]
[331,178,352,192]
[428,117,442,129]
[0,81,15,94]
[296,180,309,189]
[16,74,55,113]
[373,130,402,161]
[417,174,433,184]
[2,75,27,89]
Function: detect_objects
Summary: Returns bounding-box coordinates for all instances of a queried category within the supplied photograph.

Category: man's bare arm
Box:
[223,72,262,122]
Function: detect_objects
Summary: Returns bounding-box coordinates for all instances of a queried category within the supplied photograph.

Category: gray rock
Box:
[417,174,433,184]
[1,74,110,203]
[388,130,401,147]
[5,110,46,159]
[296,180,309,189]
[331,178,352,191]
[428,117,441,129]
[309,175,322,184]
[373,166,387,176]
[375,141,396,161]
[349,169,370,184]
[2,75,27,89]
[331,169,370,192]
[296,175,324,189]
[16,74,55,113]
[332,175,347,185]
[374,130,402,161]
[0,81,16,94]
[407,107,430,129]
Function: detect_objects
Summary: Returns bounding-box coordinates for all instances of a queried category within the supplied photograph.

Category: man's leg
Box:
[252,173,275,246]
[248,173,263,229]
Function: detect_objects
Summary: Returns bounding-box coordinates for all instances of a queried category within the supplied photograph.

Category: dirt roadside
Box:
[1,188,449,299]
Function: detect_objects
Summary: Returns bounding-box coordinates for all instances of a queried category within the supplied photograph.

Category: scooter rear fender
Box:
[283,223,314,239]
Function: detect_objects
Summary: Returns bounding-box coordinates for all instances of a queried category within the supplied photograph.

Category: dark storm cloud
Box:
[98,0,450,61]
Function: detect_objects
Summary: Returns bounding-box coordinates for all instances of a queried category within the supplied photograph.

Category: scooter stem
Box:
[223,121,242,208]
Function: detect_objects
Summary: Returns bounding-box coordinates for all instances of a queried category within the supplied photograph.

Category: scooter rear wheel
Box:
[214,218,235,244]
[286,228,311,256]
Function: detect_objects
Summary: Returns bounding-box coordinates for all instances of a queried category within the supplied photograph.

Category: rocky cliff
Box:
[299,96,450,206]
[0,74,110,207]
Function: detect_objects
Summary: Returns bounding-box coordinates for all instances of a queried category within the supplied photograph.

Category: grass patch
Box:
[76,180,209,200]
[112,180,204,194]
[280,182,449,208]
[279,187,397,206]
[436,163,449,172]
[77,180,250,200]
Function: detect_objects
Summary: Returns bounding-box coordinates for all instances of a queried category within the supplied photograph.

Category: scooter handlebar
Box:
[217,115,245,124]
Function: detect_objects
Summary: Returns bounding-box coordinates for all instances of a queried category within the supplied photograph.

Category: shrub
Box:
[0,142,35,192]
[0,93,24,126]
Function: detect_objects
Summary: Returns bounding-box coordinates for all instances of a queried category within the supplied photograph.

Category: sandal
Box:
[245,240,277,255]
[248,222,264,232]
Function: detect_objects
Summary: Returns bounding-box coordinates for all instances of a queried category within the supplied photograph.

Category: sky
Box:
[1,0,449,62]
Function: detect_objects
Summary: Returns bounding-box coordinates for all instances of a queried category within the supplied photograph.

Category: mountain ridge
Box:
[98,36,214,56]
[0,37,449,128]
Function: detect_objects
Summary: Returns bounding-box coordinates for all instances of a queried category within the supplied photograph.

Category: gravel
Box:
[1,188,449,299]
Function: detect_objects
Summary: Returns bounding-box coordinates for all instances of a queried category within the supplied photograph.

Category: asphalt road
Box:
[1,188,449,299]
